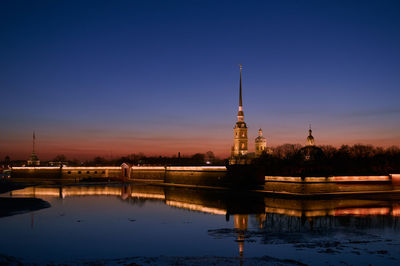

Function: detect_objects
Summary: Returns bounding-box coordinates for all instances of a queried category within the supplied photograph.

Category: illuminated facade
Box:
[255,128,267,157]
[230,65,248,161]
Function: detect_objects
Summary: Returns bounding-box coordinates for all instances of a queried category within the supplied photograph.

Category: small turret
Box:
[255,128,267,157]
[306,125,315,146]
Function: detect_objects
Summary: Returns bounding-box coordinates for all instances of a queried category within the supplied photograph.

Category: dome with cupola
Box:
[306,127,315,146]
[255,128,267,157]
[298,126,324,162]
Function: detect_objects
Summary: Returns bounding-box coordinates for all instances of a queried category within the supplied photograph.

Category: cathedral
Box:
[230,65,266,164]
[229,65,320,165]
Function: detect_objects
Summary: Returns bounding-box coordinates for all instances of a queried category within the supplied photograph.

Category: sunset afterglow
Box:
[1,1,399,160]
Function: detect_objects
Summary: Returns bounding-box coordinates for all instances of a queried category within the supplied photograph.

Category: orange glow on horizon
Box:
[1,127,399,160]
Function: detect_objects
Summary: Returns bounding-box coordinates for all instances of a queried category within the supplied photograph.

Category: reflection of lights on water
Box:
[265,205,400,217]
[265,176,391,182]
[392,206,400,216]
[332,176,389,182]
[11,186,164,198]
[131,192,165,200]
[11,187,60,197]
[335,207,390,216]
[166,200,226,215]
[10,186,400,218]
[265,207,304,217]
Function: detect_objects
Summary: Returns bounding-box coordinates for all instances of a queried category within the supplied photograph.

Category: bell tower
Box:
[255,128,267,157]
[27,131,40,166]
[231,64,248,158]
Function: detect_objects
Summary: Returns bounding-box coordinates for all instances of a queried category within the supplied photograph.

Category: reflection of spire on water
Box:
[10,183,400,263]
[256,214,266,229]
[234,215,248,258]
[12,186,400,219]
[11,186,400,218]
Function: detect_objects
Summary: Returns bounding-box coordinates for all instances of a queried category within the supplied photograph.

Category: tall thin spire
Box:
[236,64,245,123]
[32,131,36,153]
[239,64,243,107]
[28,130,40,165]
[231,64,248,161]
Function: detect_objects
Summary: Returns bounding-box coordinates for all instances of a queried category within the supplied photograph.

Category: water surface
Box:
[1,184,400,265]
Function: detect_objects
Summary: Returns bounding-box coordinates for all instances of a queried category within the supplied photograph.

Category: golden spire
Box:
[239,64,243,107]
[32,131,36,153]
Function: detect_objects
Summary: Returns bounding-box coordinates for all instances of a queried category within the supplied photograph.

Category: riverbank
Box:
[0,197,50,218]
[0,180,51,218]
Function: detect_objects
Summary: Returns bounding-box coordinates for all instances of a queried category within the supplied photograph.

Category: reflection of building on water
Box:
[11,185,400,257]
[10,185,166,201]
[11,186,400,221]
[234,215,248,257]
[166,200,226,215]
[263,197,400,218]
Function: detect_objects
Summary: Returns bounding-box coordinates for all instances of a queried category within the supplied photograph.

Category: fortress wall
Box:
[130,169,165,181]
[165,170,227,186]
[11,166,227,184]
[62,167,121,179]
[12,166,121,179]
[129,166,227,183]
[266,175,391,183]
[11,167,62,178]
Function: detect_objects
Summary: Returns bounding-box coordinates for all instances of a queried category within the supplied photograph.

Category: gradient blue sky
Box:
[1,0,400,160]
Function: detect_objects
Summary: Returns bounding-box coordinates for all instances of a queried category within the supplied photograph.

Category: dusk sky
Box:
[1,0,400,160]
